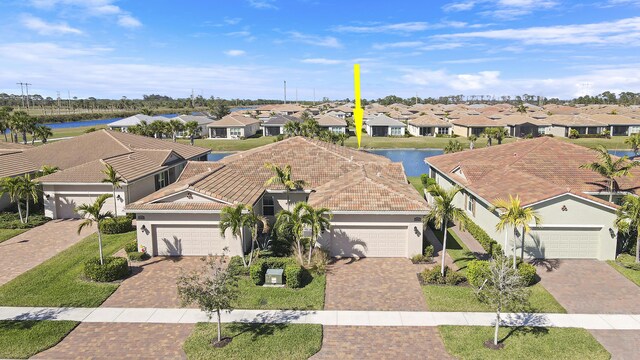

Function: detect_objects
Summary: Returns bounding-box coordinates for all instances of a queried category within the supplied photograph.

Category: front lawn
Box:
[0,231,136,307]
[439,325,609,360]
[234,275,325,310]
[431,227,475,273]
[407,176,424,195]
[0,228,28,243]
[422,284,566,313]
[183,323,322,360]
[607,260,640,286]
[0,320,78,359]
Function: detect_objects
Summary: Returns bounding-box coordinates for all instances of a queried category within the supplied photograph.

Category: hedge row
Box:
[0,213,50,229]
[467,259,537,287]
[249,257,307,288]
[99,216,133,234]
[465,219,503,258]
[83,256,129,282]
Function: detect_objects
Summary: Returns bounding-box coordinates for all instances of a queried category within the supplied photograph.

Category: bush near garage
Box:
[83,256,129,282]
[420,266,466,286]
[99,216,133,234]
[249,257,310,288]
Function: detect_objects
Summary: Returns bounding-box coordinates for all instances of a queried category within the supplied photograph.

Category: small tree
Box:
[444,139,463,154]
[264,163,306,211]
[185,120,200,145]
[302,204,332,265]
[101,164,123,217]
[475,256,530,347]
[492,195,541,269]
[220,204,248,267]
[177,255,239,345]
[275,202,308,263]
[242,206,270,267]
[0,177,25,223]
[20,175,40,223]
[614,194,640,263]
[76,194,114,265]
[580,145,639,202]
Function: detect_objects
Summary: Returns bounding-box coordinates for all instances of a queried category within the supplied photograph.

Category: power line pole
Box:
[313,88,315,105]
[24,83,32,109]
[283,81,287,104]
[68,90,71,113]
[56,91,61,115]
[16,82,25,108]
[295,88,298,104]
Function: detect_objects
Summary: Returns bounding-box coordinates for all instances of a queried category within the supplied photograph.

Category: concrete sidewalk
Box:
[1,306,640,330]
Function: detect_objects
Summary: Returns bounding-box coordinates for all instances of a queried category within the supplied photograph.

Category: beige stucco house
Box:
[407,114,452,137]
[207,114,260,139]
[426,137,640,260]
[126,137,428,258]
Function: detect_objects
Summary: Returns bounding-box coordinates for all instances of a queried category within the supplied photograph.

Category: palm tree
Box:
[0,177,25,223]
[302,118,321,138]
[337,132,349,146]
[242,206,270,266]
[275,202,308,262]
[492,195,541,269]
[580,145,639,202]
[0,107,10,142]
[101,164,123,217]
[220,204,248,267]
[76,194,114,265]
[516,103,527,114]
[468,134,478,149]
[184,120,200,145]
[11,111,36,144]
[19,175,40,223]
[168,119,184,142]
[141,108,154,116]
[302,204,332,264]
[443,139,463,154]
[39,165,59,177]
[32,125,53,145]
[614,194,640,263]
[625,133,640,157]
[424,184,468,276]
[283,121,302,137]
[264,163,306,211]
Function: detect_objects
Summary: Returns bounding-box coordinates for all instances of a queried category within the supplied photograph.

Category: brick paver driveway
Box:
[325,258,427,311]
[589,330,640,360]
[311,326,453,360]
[33,323,194,359]
[0,219,94,286]
[101,256,206,308]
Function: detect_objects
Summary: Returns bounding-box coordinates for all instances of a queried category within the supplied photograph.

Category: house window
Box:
[262,195,275,216]
[154,171,169,191]
[466,194,476,216]
[390,127,403,136]
[438,127,449,135]
[229,128,242,137]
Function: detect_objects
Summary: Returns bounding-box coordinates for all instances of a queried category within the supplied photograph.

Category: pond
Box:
[44,113,177,129]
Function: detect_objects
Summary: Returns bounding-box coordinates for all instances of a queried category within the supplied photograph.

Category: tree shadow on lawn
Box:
[227,323,288,341]
[498,325,550,344]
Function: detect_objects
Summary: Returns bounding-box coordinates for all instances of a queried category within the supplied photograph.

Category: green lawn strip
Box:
[431,227,474,274]
[607,260,640,286]
[183,323,322,360]
[406,176,424,195]
[233,275,325,310]
[0,231,136,307]
[0,228,28,243]
[439,325,609,360]
[0,320,79,359]
[179,136,274,151]
[422,283,566,313]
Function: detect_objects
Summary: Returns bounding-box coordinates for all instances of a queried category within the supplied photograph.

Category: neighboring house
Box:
[169,115,215,137]
[261,115,303,136]
[365,114,407,137]
[20,130,211,219]
[207,114,260,139]
[451,116,504,137]
[426,137,640,260]
[334,105,354,117]
[590,114,640,136]
[407,114,452,136]
[316,115,348,134]
[107,114,167,132]
[0,142,37,210]
[497,114,551,137]
[126,137,428,258]
[546,115,608,137]
[325,110,347,119]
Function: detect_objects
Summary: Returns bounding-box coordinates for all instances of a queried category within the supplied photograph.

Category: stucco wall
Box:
[126,175,157,203]
[548,125,567,137]
[0,193,11,211]
[452,125,469,137]
[42,184,126,218]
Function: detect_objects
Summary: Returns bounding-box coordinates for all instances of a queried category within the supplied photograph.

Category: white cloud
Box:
[247,0,278,9]
[301,58,343,65]
[442,0,557,18]
[401,69,501,91]
[0,42,112,61]
[372,41,465,51]
[22,14,82,35]
[288,31,342,48]
[224,49,246,56]
[440,57,512,64]
[117,14,142,28]
[436,17,640,45]
[28,0,142,28]
[372,41,425,50]
[443,1,477,11]
[333,22,430,34]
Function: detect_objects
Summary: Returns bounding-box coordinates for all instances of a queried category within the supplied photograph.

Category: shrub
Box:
[466,259,490,287]
[424,245,434,258]
[421,266,466,285]
[83,256,129,282]
[411,246,435,264]
[228,256,248,277]
[249,261,265,285]
[0,212,50,229]
[124,240,138,253]
[420,175,436,190]
[249,257,297,285]
[128,251,150,262]
[517,262,537,286]
[464,220,502,258]
[618,253,640,271]
[284,265,304,288]
[99,216,133,234]
[310,248,329,275]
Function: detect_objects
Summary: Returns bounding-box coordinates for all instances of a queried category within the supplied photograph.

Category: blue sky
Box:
[0,0,639,100]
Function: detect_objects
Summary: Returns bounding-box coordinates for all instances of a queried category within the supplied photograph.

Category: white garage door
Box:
[327,226,407,258]
[524,227,600,259]
[154,225,225,256]
[55,194,94,219]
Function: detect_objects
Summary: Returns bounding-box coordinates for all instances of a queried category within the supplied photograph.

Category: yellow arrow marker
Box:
[353,64,363,149]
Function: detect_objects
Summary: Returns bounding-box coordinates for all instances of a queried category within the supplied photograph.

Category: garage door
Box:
[524,227,600,259]
[153,225,225,256]
[55,194,94,219]
[327,226,407,258]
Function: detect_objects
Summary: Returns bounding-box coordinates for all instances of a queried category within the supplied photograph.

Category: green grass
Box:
[407,176,424,195]
[439,325,609,360]
[0,231,136,307]
[431,227,475,274]
[183,323,322,360]
[422,283,566,313]
[0,228,28,243]
[0,320,78,359]
[558,136,632,150]
[178,136,274,151]
[234,275,325,310]
[607,260,640,286]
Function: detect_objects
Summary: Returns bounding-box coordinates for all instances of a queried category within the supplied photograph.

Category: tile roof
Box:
[409,114,451,127]
[452,115,502,127]
[128,137,428,213]
[0,142,32,150]
[0,151,38,178]
[262,114,303,126]
[427,137,640,207]
[366,114,406,127]
[546,115,606,127]
[316,115,347,126]
[170,114,215,125]
[207,114,259,127]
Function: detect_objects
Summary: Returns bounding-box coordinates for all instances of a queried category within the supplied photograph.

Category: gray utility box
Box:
[265,268,284,285]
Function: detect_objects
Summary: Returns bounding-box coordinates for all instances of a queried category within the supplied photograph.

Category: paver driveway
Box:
[33,323,194,360]
[324,258,427,311]
[0,219,94,286]
[589,330,640,360]
[310,326,453,360]
[101,256,206,308]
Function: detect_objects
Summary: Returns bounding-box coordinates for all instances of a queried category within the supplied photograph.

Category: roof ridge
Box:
[102,129,134,152]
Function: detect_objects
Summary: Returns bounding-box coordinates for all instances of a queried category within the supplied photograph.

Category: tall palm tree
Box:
[492,195,541,269]
[242,206,270,266]
[625,133,640,157]
[0,177,25,223]
[424,184,468,276]
[20,175,40,223]
[580,145,639,202]
[76,194,114,265]
[0,107,10,142]
[274,202,308,263]
[33,125,53,144]
[168,119,184,142]
[283,121,301,137]
[101,164,123,217]
[302,118,321,138]
[614,194,640,263]
[264,163,306,211]
[11,111,36,144]
[184,120,200,145]
[220,204,248,267]
[302,204,332,264]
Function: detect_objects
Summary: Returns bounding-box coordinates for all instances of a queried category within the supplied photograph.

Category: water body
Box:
[43,113,177,129]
